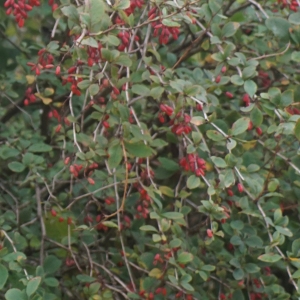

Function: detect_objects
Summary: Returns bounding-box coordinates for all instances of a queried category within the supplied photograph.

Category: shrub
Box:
[1,0,300,299]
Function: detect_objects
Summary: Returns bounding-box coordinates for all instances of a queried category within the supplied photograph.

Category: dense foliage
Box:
[1,0,300,299]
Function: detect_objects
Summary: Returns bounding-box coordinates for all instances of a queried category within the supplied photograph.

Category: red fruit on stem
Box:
[256,127,263,135]
[207,229,213,238]
[237,183,244,193]
[215,75,221,83]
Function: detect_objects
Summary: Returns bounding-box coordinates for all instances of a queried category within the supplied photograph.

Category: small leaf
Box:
[26,277,41,297]
[210,156,227,168]
[159,186,174,197]
[131,84,150,96]
[149,268,163,279]
[265,17,290,42]
[125,141,154,158]
[258,253,282,263]
[162,212,184,220]
[89,84,100,96]
[289,12,300,25]
[244,80,257,98]
[0,264,8,289]
[231,117,250,136]
[177,252,193,264]
[101,221,118,228]
[35,93,52,105]
[222,22,240,37]
[250,107,263,127]
[187,175,200,189]
[206,130,226,141]
[5,289,26,300]
[108,143,123,168]
[233,268,244,280]
[8,162,25,173]
[28,143,52,153]
[140,225,158,232]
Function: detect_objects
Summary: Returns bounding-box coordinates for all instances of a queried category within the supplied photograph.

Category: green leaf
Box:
[89,84,99,96]
[291,51,300,62]
[281,89,293,107]
[26,277,41,297]
[187,175,201,189]
[131,84,150,96]
[5,289,26,300]
[162,212,184,220]
[222,22,240,37]
[289,12,300,25]
[81,37,98,48]
[159,186,174,197]
[292,270,300,279]
[43,255,62,274]
[0,264,8,289]
[210,156,227,168]
[44,277,59,287]
[244,263,260,274]
[157,157,180,171]
[0,146,20,160]
[224,169,235,188]
[294,119,300,141]
[149,268,163,279]
[177,252,193,264]
[61,5,79,23]
[108,143,123,168]
[233,268,244,280]
[125,141,153,158]
[113,0,130,10]
[231,117,250,136]
[115,54,132,67]
[244,80,257,98]
[101,221,118,228]
[89,0,111,33]
[275,226,293,237]
[250,107,263,127]
[258,253,282,263]
[28,143,52,153]
[231,75,244,86]
[8,162,25,173]
[265,17,290,42]
[245,236,263,248]
[206,130,226,141]
[140,225,158,232]
[150,86,164,99]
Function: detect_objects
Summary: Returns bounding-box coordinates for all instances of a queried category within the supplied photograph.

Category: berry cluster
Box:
[87,43,103,67]
[48,0,58,12]
[242,93,251,107]
[258,71,271,88]
[117,31,139,51]
[179,154,206,177]
[4,0,39,28]
[23,87,36,106]
[135,188,151,219]
[61,64,84,96]
[278,0,299,11]
[170,112,192,135]
[26,48,54,75]
[124,0,144,15]
[148,7,180,44]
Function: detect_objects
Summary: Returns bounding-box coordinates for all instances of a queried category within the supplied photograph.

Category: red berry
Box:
[227,189,234,197]
[51,209,57,217]
[237,183,244,193]
[225,91,234,99]
[215,75,221,83]
[55,65,61,75]
[256,127,262,135]
[207,229,213,238]
[87,177,95,185]
[221,66,227,73]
